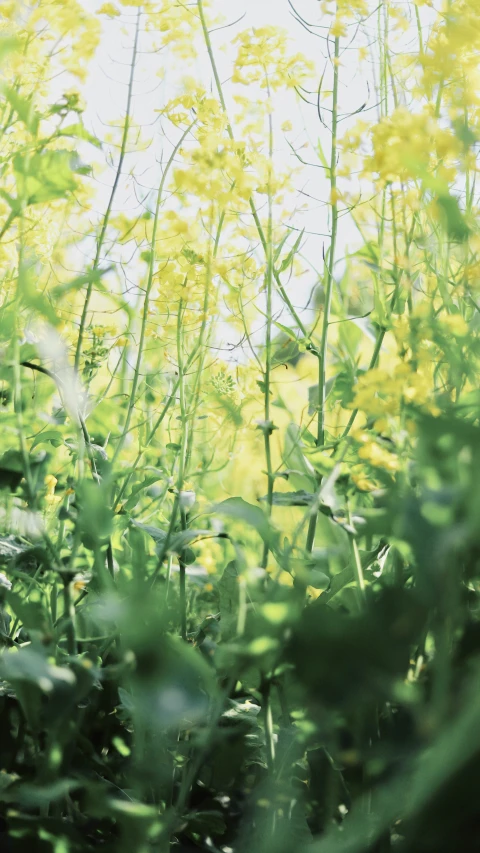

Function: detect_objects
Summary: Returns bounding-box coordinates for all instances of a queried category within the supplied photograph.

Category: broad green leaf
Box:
[13,150,83,205]
[8,590,48,632]
[0,85,40,134]
[30,429,64,450]
[58,122,102,148]
[76,480,113,549]
[259,490,315,507]
[0,36,20,64]
[276,229,304,273]
[282,424,316,492]
[0,646,75,692]
[0,535,30,562]
[213,496,277,546]
[218,560,239,639]
[130,520,167,543]
[50,266,113,300]
[273,321,300,342]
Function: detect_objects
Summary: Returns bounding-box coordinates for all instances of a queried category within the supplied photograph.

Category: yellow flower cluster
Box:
[174,137,255,207]
[43,475,58,505]
[97,3,120,17]
[350,362,433,421]
[146,1,217,61]
[356,435,400,474]
[161,83,228,134]
[318,0,369,37]
[28,0,100,82]
[232,27,314,91]
[421,0,480,104]
[393,303,469,359]
[368,108,461,185]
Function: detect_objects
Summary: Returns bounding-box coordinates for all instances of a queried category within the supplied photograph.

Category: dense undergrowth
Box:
[1,0,480,851]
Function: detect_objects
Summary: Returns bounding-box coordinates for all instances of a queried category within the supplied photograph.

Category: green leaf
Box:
[76,480,113,549]
[259,490,315,507]
[0,85,40,134]
[353,240,380,270]
[272,338,300,365]
[50,266,113,300]
[308,378,337,415]
[273,321,300,342]
[0,449,48,492]
[213,496,276,546]
[187,809,227,836]
[276,228,304,273]
[7,590,48,632]
[218,560,239,639]
[169,529,211,553]
[306,569,330,591]
[130,520,167,543]
[282,424,316,492]
[409,163,470,242]
[320,565,353,604]
[0,646,75,693]
[0,779,79,807]
[30,430,64,450]
[248,635,279,656]
[13,149,84,205]
[0,36,20,64]
[125,622,217,729]
[435,193,470,242]
[58,122,102,148]
[303,446,337,477]
[273,230,291,262]
[0,536,30,562]
[316,136,330,171]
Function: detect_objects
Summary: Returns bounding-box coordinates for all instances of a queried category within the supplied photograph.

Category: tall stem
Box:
[261,94,275,569]
[196,0,308,339]
[74,8,141,373]
[306,34,340,553]
[112,122,194,464]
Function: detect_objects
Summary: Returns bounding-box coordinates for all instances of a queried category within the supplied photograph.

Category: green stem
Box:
[74,8,141,373]
[112,121,195,464]
[261,89,275,570]
[347,503,366,608]
[183,207,219,474]
[196,0,308,338]
[0,210,16,242]
[63,577,77,656]
[179,509,187,642]
[340,189,414,442]
[306,34,340,553]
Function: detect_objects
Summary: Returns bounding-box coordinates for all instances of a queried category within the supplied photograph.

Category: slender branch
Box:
[74,8,142,373]
[111,121,195,464]
[306,34,340,554]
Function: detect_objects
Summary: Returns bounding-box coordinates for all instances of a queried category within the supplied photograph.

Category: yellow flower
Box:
[97,3,121,16]
[358,440,400,473]
[44,475,58,503]
[307,586,323,600]
[440,314,468,337]
[368,108,461,184]
[232,27,314,91]
[351,472,379,492]
[277,570,294,587]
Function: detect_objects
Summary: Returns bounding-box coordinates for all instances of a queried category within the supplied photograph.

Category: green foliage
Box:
[13,150,87,206]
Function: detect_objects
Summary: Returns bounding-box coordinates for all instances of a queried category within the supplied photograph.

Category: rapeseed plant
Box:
[0,0,479,850]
